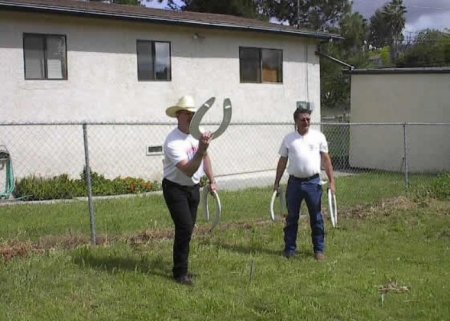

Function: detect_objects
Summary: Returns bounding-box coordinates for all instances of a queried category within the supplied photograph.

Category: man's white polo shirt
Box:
[278,129,328,178]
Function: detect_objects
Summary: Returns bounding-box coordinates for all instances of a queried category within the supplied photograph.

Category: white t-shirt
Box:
[163,128,204,186]
[278,129,328,178]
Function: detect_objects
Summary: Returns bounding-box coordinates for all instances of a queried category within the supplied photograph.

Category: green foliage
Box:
[187,0,264,19]
[412,172,450,202]
[164,0,270,19]
[265,0,351,31]
[368,9,390,49]
[379,46,393,66]
[368,0,406,51]
[317,8,381,109]
[339,12,369,55]
[396,29,450,67]
[14,170,161,201]
[319,12,369,109]
[430,173,450,200]
[14,174,84,201]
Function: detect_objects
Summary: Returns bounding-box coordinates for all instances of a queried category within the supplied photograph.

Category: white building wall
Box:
[0,11,321,182]
[349,72,450,172]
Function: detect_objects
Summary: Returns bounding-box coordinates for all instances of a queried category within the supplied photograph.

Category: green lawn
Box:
[0,174,449,321]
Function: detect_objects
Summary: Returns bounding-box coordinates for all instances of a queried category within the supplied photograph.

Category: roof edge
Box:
[345,67,450,75]
[0,0,342,41]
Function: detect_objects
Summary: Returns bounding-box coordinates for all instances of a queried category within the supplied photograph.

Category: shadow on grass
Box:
[71,247,172,280]
[221,242,316,260]
[199,238,290,257]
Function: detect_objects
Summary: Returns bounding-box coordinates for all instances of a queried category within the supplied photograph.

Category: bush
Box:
[411,172,450,204]
[429,172,450,200]
[15,170,161,201]
[14,174,83,201]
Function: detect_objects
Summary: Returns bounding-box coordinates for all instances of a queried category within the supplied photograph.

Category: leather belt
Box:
[290,174,319,182]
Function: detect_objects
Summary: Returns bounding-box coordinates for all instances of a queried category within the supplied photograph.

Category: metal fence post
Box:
[403,122,409,189]
[82,123,97,245]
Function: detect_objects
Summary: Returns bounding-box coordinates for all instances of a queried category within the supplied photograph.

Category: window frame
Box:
[23,33,68,80]
[136,40,172,81]
[239,46,283,84]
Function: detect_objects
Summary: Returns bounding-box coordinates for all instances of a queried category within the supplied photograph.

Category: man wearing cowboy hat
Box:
[162,95,217,286]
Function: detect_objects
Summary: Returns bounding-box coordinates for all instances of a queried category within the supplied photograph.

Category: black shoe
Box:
[174,275,193,286]
[284,251,297,259]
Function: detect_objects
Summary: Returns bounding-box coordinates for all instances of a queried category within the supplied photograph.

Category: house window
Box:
[239,47,283,83]
[23,33,67,80]
[137,40,171,81]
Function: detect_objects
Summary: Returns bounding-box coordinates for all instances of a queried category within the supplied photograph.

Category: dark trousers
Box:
[162,178,200,278]
[284,175,325,254]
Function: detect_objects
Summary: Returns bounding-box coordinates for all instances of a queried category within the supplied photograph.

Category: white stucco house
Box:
[0,0,341,183]
[348,67,450,173]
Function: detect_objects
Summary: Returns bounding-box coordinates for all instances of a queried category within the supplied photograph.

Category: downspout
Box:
[315,48,354,70]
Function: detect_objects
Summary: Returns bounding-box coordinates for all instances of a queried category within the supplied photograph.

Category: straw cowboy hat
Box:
[166,95,197,118]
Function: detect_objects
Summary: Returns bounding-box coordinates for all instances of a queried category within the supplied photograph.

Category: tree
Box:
[396,30,450,67]
[368,9,389,49]
[339,12,369,56]
[368,0,406,61]
[382,0,406,60]
[266,0,351,31]
[320,12,370,109]
[152,0,269,19]
[180,0,263,18]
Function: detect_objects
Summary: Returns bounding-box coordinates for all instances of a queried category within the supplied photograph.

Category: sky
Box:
[146,0,450,34]
[351,0,450,33]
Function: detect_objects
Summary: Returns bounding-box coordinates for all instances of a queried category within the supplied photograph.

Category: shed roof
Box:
[0,0,342,41]
[346,67,450,75]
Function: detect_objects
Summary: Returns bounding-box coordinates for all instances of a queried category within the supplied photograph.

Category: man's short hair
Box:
[293,107,312,121]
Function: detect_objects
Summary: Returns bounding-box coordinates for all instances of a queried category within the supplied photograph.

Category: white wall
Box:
[0,11,322,182]
[349,72,450,172]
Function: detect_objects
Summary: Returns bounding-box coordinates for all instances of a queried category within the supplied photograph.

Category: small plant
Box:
[411,172,450,203]
[14,169,161,201]
[14,174,83,201]
[429,172,450,200]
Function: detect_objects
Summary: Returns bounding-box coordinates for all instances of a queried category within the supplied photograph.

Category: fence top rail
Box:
[0,121,449,126]
[322,122,450,126]
[0,121,175,126]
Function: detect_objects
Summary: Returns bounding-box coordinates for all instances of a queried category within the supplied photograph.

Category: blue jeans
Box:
[284,176,325,254]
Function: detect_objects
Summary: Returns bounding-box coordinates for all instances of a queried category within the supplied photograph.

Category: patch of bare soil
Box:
[2,197,448,263]
[337,196,418,220]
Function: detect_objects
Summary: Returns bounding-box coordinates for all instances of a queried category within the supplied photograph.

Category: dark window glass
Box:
[262,49,283,83]
[23,34,67,80]
[137,40,171,81]
[239,47,282,83]
[240,47,261,82]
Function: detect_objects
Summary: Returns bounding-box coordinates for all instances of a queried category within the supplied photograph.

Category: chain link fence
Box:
[1,121,449,242]
[1,121,449,194]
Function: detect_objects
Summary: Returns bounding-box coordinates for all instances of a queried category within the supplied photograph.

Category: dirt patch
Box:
[337,196,418,220]
[1,196,447,263]
[0,242,33,262]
